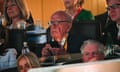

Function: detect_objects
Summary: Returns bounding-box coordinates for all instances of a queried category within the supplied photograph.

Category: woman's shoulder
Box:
[6,48,17,55]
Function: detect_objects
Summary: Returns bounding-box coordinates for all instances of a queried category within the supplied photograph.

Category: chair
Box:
[67,20,101,53]
[69,20,101,40]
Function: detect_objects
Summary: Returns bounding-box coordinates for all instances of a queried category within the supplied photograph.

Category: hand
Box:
[41,44,52,57]
[41,44,67,57]
[88,57,98,62]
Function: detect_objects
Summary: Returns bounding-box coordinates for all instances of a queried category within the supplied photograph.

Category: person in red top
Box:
[63,0,94,21]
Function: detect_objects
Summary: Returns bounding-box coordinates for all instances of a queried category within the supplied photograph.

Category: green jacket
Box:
[74,9,94,22]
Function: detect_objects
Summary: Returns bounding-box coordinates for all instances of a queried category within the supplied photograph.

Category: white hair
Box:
[80,40,105,55]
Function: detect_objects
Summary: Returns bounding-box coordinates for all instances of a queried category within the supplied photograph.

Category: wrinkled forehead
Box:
[51,13,68,21]
[84,43,98,51]
[51,15,66,21]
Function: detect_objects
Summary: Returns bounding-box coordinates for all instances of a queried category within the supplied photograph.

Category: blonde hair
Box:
[3,0,30,25]
[17,52,40,69]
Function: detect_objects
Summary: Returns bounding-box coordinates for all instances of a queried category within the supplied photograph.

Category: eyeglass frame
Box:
[107,3,120,10]
[48,20,71,26]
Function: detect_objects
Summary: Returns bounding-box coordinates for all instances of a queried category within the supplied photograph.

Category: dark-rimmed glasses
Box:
[107,4,120,10]
[48,20,71,26]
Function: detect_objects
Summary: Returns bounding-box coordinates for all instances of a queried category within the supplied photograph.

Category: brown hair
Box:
[3,0,30,25]
[17,52,40,70]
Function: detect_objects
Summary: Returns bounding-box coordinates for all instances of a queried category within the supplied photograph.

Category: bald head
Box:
[50,11,72,42]
[51,11,72,23]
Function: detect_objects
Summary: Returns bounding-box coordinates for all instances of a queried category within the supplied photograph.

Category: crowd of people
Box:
[0,0,120,72]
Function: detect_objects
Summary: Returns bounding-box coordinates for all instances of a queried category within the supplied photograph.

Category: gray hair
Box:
[3,0,30,25]
[80,40,105,55]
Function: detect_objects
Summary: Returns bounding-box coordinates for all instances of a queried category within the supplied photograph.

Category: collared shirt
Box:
[52,35,68,51]
[61,36,68,51]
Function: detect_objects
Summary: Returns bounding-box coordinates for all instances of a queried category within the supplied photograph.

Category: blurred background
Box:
[25,0,107,28]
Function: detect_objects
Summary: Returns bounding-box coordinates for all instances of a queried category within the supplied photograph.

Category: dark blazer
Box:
[67,21,101,54]
[95,11,115,33]
[95,12,119,45]
[104,23,120,45]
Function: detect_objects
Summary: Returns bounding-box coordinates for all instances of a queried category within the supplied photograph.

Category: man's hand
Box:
[41,44,67,57]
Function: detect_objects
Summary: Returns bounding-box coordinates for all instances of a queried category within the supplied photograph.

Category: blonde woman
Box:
[3,0,34,56]
[17,52,40,72]
[3,0,33,27]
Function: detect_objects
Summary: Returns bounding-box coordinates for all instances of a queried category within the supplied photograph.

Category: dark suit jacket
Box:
[95,11,115,33]
[102,23,120,45]
[67,21,101,54]
[95,12,119,45]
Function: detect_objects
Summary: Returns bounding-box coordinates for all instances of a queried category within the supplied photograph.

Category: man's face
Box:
[50,14,71,42]
[82,44,104,62]
[63,0,78,9]
[107,0,120,22]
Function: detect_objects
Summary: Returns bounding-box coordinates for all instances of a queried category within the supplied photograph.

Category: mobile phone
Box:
[47,41,61,48]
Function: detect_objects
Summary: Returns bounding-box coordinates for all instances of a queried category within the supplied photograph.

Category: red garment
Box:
[73,7,83,20]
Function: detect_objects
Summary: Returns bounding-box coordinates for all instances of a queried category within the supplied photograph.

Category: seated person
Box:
[102,0,120,45]
[63,0,94,21]
[0,20,17,71]
[41,11,72,63]
[17,52,40,72]
[80,40,105,62]
[3,0,35,57]
[0,48,17,71]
